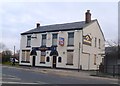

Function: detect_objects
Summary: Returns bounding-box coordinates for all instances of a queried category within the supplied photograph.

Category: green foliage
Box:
[2,50,12,63]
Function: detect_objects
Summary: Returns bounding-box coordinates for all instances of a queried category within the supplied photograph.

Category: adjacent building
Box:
[19,10,105,70]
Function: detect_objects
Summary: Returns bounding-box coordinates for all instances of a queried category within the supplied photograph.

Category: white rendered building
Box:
[19,10,105,70]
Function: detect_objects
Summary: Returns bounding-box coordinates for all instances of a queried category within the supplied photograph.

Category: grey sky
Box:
[0,1,118,52]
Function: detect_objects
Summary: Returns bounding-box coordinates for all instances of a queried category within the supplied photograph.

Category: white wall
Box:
[82,20,105,70]
[19,20,105,70]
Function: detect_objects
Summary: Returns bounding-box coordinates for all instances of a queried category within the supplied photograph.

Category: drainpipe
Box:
[78,30,83,72]
[78,42,80,72]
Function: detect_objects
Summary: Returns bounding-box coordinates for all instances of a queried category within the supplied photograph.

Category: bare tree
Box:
[105,40,118,47]
[2,49,12,62]
[0,43,7,52]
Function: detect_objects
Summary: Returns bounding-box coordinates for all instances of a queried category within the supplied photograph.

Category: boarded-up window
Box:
[22,50,25,61]
[94,54,97,65]
[66,50,73,65]
[21,50,30,63]
[26,50,30,61]
[40,51,46,63]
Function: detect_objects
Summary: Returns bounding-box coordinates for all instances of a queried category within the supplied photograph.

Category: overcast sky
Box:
[0,1,118,52]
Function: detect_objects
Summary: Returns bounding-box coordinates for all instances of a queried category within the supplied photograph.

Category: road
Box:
[2,66,119,85]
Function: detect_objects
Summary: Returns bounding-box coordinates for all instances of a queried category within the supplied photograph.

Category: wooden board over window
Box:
[66,50,74,65]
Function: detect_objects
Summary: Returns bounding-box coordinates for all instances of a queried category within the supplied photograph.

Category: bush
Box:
[2,55,11,63]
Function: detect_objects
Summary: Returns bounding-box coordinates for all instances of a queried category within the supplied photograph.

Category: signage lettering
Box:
[83,35,92,46]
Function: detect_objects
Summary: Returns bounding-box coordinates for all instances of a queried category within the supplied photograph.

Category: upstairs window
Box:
[95,37,97,47]
[27,36,31,47]
[41,34,46,46]
[99,39,101,49]
[52,34,58,46]
[68,32,74,46]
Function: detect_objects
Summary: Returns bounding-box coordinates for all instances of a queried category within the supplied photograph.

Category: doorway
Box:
[32,56,36,67]
[52,56,57,68]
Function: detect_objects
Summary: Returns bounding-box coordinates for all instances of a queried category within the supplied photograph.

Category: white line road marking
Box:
[2,74,22,83]
[2,74,18,78]
[0,82,47,84]
[1,81,41,84]
[3,77,21,80]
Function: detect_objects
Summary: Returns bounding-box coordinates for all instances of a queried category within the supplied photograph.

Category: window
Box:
[27,36,31,47]
[40,51,46,63]
[22,50,25,61]
[94,54,97,65]
[68,32,74,46]
[46,56,50,62]
[26,50,30,61]
[41,34,46,46]
[66,50,73,65]
[58,57,62,63]
[95,37,97,47]
[21,50,30,63]
[52,34,58,46]
[99,39,101,49]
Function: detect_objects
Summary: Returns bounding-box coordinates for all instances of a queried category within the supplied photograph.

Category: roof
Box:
[21,20,97,35]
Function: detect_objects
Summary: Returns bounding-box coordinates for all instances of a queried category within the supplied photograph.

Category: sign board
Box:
[32,47,51,51]
[59,37,64,46]
[32,46,58,56]
[83,35,92,46]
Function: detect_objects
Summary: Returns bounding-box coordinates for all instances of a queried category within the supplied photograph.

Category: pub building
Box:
[19,10,105,70]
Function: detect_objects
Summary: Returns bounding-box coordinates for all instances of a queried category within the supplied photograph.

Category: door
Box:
[52,56,57,68]
[82,54,90,70]
[32,56,36,67]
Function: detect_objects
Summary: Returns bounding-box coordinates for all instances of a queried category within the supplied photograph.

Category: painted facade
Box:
[19,10,105,70]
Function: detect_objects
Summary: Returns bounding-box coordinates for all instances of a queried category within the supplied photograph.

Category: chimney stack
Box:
[36,23,40,28]
[85,10,91,23]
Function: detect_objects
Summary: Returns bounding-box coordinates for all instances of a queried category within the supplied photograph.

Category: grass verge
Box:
[2,61,19,67]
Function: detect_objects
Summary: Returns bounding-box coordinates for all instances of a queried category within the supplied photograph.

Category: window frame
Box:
[41,34,47,46]
[40,51,46,64]
[46,56,50,62]
[52,33,58,46]
[67,32,74,46]
[66,50,74,65]
[94,54,97,65]
[95,37,97,47]
[26,35,31,47]
[21,50,30,63]
[98,39,101,49]
[58,57,62,63]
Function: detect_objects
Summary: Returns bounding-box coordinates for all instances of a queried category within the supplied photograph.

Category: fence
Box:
[98,65,120,77]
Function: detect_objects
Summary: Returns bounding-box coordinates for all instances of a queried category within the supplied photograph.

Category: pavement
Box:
[2,65,118,81]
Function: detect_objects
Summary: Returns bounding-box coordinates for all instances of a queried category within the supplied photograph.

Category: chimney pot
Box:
[85,10,91,23]
[36,23,40,28]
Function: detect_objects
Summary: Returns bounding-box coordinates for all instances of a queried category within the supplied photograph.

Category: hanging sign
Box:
[83,35,92,46]
[59,37,64,46]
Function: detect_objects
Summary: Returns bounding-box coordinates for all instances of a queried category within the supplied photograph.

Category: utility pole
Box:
[14,46,15,58]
